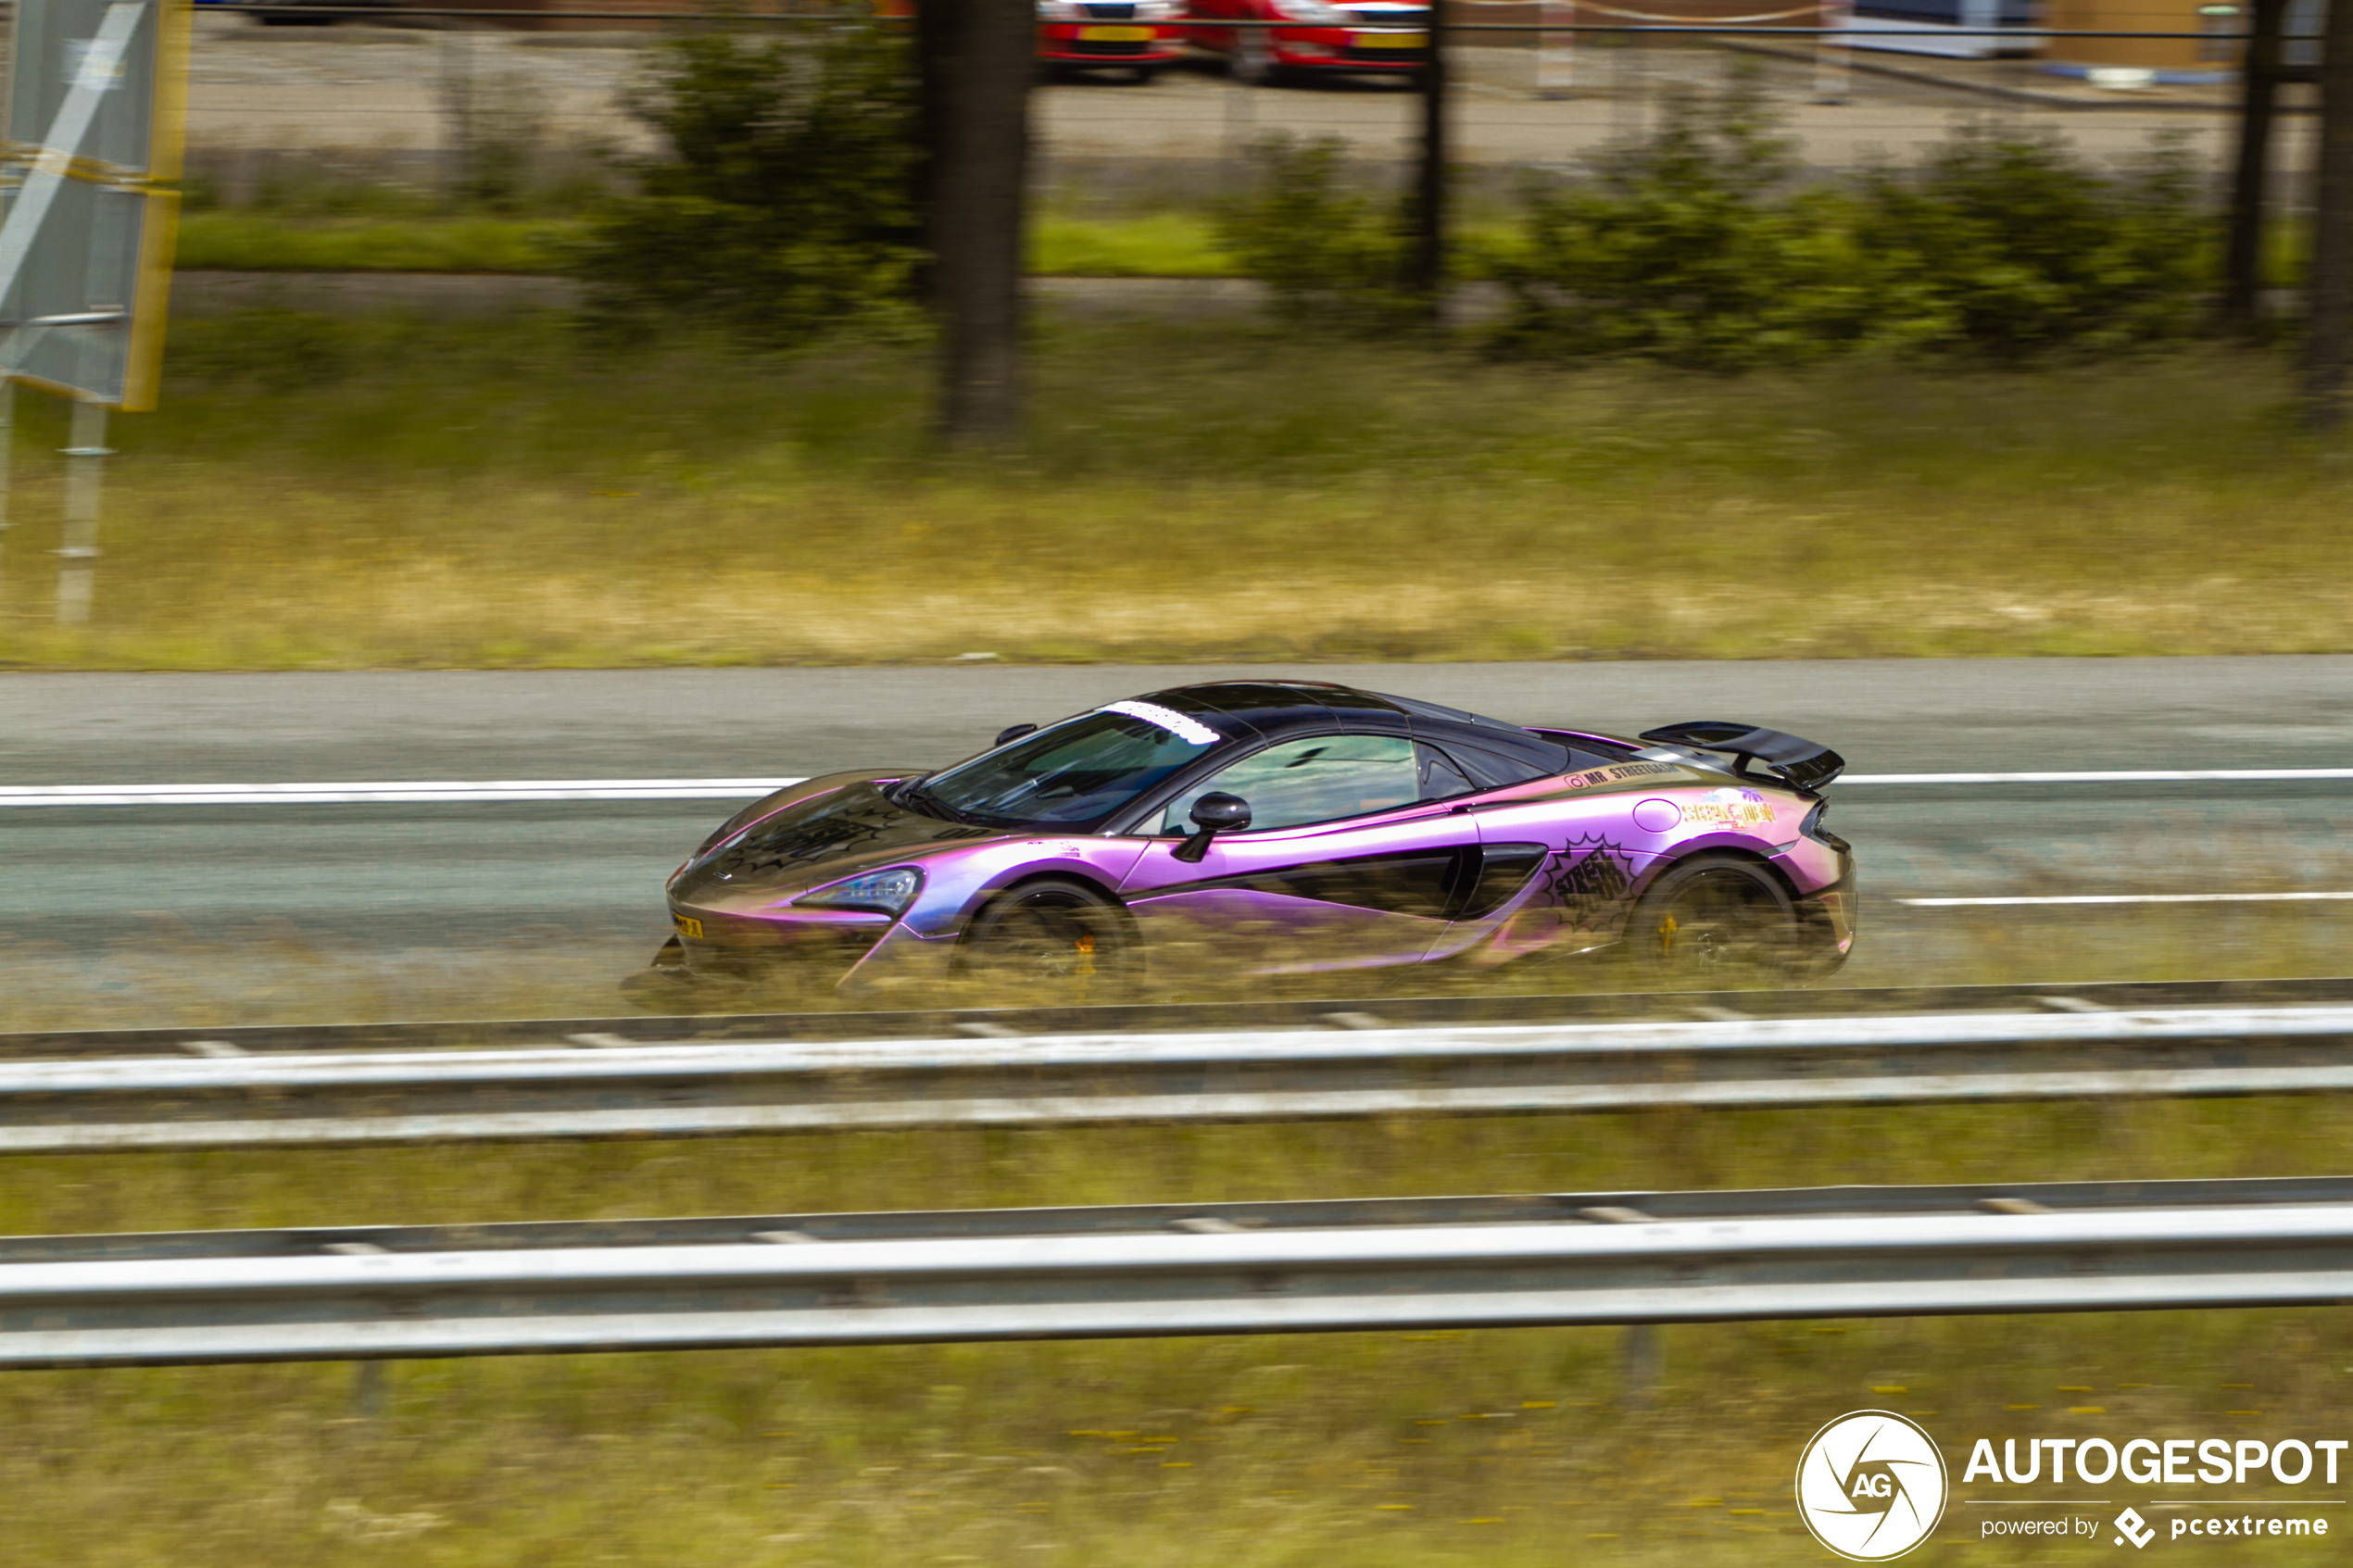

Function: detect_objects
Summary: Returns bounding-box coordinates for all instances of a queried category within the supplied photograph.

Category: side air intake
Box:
[1637,721,1845,792]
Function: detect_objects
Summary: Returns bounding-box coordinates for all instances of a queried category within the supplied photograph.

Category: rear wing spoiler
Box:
[1637,721,1845,792]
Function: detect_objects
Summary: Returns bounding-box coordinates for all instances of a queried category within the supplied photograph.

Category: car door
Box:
[1424,788,1670,967]
[1116,733,1479,974]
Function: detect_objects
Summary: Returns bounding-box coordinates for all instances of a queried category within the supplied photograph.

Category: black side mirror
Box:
[1173,791,1251,863]
[994,723,1038,748]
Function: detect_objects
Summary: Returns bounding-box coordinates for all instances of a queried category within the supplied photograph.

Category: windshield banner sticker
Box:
[1097,701,1221,746]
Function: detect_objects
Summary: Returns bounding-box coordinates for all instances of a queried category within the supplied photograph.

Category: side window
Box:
[1161,734,1421,834]
[1444,739,1567,791]
[1416,742,1476,802]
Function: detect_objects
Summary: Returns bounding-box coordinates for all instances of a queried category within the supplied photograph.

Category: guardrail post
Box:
[352,1359,387,1419]
[1620,1323,1661,1407]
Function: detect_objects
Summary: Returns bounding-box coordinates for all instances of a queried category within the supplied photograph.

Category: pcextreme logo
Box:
[1796,1411,1952,1561]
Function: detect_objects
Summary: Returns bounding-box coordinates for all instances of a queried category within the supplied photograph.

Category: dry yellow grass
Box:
[0,318,2347,668]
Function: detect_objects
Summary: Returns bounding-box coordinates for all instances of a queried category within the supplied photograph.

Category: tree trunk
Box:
[2301,0,2353,430]
[920,0,1031,445]
[1406,0,1449,318]
[2222,0,2285,338]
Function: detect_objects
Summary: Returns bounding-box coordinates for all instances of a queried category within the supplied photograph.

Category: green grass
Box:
[0,314,2349,671]
[174,212,581,274]
[1032,210,1238,277]
[174,210,1261,278]
[171,207,1526,279]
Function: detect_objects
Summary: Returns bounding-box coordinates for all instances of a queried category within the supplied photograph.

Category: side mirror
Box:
[994,722,1038,748]
[1173,791,1250,863]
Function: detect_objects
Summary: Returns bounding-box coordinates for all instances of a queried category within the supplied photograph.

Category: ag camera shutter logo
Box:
[1795,1411,1949,1561]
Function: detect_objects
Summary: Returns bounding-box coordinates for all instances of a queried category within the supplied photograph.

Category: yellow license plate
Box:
[1080,24,1152,39]
[1355,30,1425,44]
[673,914,704,940]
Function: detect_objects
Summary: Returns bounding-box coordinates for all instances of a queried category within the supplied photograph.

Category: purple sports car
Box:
[648,681,1855,996]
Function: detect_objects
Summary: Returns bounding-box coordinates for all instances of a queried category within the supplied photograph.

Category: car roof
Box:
[1132,680,1549,746]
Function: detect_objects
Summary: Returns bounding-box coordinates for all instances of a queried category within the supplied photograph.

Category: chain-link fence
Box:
[176,4,2305,245]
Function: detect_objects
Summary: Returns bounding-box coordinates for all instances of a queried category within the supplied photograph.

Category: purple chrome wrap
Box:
[658,683,1856,993]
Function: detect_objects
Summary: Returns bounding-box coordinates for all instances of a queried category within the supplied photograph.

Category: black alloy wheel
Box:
[1626,857,1797,978]
[961,877,1129,995]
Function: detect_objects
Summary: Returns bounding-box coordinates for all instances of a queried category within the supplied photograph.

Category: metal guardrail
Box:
[12,974,2353,1060]
[9,997,2353,1152]
[6,1176,2353,1366]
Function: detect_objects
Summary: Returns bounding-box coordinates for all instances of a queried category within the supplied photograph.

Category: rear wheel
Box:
[961,877,1129,997]
[1625,857,1798,980]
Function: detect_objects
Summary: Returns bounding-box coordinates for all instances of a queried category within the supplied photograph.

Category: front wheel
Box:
[1624,857,1800,981]
[960,877,1130,998]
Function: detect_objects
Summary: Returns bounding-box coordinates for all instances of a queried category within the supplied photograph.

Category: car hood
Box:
[672,774,1015,904]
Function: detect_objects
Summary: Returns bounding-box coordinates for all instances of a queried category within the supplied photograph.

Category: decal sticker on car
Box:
[1544,836,1635,928]
[1684,786,1778,830]
[1563,761,1685,790]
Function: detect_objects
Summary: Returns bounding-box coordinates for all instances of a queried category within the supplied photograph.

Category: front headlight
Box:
[1135,0,1185,17]
[1037,0,1087,18]
[792,867,925,916]
[1272,0,1348,19]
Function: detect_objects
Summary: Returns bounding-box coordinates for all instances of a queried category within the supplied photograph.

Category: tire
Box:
[1231,29,1277,85]
[961,876,1130,995]
[1623,856,1800,980]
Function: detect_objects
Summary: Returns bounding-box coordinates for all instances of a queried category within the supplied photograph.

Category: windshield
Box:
[924,709,1222,826]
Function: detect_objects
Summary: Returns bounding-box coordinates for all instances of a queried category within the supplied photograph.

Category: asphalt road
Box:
[5,658,2349,1015]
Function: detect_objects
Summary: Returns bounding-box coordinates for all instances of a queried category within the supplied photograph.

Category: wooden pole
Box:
[2222,0,2285,338]
[1409,0,1449,318]
[2301,0,2353,430]
[921,0,1031,445]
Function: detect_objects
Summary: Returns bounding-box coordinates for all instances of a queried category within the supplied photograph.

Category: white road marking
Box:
[1,764,2345,809]
[1841,769,2353,784]
[0,780,807,807]
[1905,893,2353,907]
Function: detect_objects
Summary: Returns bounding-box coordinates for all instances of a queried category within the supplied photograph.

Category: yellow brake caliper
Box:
[1656,912,1678,961]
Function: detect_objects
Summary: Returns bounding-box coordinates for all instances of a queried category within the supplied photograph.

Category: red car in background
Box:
[1189,0,1429,83]
[877,0,1189,82]
[1037,0,1190,80]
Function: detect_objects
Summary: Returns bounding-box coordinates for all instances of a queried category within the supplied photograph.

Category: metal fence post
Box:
[441,26,476,205]
[0,380,14,613]
[55,399,108,628]
[1537,0,1576,98]
[1813,0,1853,101]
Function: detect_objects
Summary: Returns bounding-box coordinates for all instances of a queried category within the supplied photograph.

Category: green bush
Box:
[1489,70,1931,370]
[1852,121,2209,359]
[1213,67,2213,370]
[1212,133,1414,330]
[568,24,922,347]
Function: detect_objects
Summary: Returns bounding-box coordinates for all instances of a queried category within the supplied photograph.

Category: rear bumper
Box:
[1039,23,1188,61]
[1791,872,1857,981]
[1201,24,1428,68]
